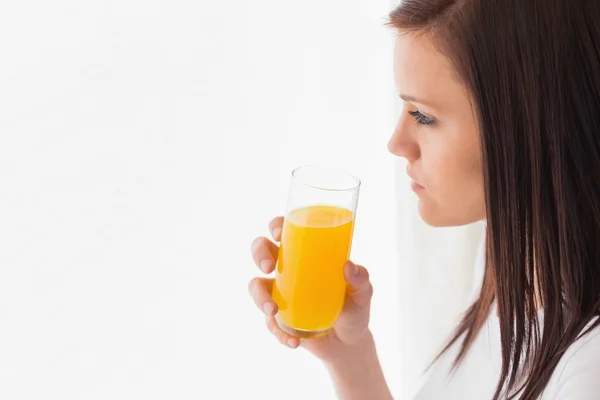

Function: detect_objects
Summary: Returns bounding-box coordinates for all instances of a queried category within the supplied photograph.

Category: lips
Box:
[406,167,425,189]
[411,181,425,191]
[409,177,424,188]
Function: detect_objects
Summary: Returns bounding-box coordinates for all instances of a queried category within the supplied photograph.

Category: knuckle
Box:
[361,266,370,281]
[366,282,374,299]
[251,237,262,253]
[248,278,259,297]
[266,317,277,334]
[269,216,283,230]
[257,237,270,252]
[278,335,288,346]
[275,329,286,345]
[266,318,286,344]
[252,239,273,262]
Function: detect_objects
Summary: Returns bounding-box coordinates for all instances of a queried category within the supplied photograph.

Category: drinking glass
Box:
[272,165,361,338]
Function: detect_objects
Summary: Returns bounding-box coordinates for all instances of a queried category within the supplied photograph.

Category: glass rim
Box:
[291,165,361,192]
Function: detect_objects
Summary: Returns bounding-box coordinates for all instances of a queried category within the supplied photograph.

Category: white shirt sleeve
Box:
[544,325,600,400]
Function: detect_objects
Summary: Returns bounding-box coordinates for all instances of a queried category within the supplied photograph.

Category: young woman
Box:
[248,1,600,398]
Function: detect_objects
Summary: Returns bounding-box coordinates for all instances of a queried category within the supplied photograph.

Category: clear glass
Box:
[273,165,361,338]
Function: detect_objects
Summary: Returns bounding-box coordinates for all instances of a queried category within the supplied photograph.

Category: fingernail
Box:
[352,263,359,276]
[263,302,275,315]
[272,227,282,240]
[287,338,296,348]
[260,259,272,273]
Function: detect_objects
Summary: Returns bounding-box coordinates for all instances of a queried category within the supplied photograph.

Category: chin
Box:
[417,201,479,227]
[419,212,457,227]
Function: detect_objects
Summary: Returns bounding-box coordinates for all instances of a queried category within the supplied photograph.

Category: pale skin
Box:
[248,32,485,399]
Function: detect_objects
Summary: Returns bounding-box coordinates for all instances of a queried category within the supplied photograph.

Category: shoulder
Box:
[543,318,600,400]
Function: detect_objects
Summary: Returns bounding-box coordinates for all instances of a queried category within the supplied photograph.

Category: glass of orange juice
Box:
[272,165,360,339]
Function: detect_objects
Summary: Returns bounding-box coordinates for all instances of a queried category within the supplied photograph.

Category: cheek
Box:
[425,142,483,204]
[418,151,484,226]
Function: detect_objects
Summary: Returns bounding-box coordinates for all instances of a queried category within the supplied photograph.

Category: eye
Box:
[408,109,435,127]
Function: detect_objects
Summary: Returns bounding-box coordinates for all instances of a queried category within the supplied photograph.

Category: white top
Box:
[413,238,600,400]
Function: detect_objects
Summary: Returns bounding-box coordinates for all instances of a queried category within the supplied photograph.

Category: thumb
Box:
[344,261,373,308]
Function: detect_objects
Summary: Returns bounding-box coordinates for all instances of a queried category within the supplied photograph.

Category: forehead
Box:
[393,33,465,107]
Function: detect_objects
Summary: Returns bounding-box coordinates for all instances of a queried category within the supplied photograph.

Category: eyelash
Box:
[408,110,435,127]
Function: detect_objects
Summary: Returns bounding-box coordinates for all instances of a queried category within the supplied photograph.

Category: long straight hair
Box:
[389,1,600,399]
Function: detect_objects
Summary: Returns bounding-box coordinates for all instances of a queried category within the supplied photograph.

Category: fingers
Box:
[268,216,284,242]
[250,216,298,349]
[251,237,279,274]
[248,277,278,316]
[250,216,284,274]
[344,261,374,308]
[247,276,300,349]
[265,316,300,349]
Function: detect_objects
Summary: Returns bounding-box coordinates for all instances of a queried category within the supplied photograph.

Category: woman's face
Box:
[388,33,486,227]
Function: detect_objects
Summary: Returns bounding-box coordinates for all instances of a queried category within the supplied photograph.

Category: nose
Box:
[387,114,419,162]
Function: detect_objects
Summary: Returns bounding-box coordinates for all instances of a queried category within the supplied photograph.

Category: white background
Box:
[0,1,482,399]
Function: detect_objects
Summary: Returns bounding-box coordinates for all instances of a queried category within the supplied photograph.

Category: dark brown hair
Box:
[388,1,600,399]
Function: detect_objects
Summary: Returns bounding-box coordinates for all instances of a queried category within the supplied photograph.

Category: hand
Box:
[248,216,374,363]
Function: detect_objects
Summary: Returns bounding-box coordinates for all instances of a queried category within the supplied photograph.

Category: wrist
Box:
[324,331,392,400]
[324,330,376,369]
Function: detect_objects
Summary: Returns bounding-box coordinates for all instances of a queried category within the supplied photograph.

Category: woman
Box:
[248,0,600,398]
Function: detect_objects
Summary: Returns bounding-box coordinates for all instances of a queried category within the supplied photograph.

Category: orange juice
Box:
[272,205,355,338]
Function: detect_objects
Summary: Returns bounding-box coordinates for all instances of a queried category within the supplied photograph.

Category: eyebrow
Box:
[399,94,437,109]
